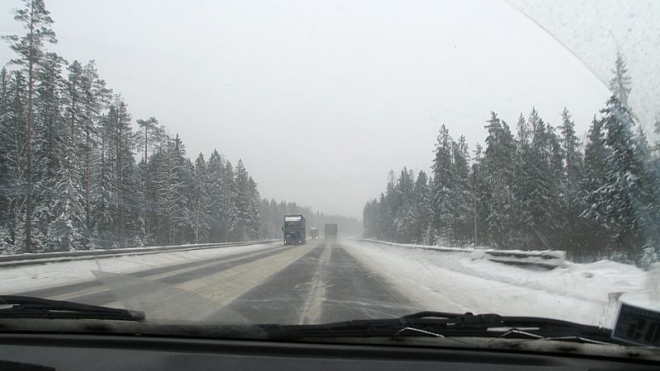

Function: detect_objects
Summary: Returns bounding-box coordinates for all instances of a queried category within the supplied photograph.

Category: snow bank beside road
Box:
[343,240,651,327]
[361,239,566,269]
[0,242,281,294]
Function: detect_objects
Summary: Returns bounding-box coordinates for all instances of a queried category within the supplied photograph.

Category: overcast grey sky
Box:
[1,0,657,218]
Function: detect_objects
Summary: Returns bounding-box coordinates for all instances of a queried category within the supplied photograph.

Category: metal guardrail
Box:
[358,239,566,270]
[0,240,279,268]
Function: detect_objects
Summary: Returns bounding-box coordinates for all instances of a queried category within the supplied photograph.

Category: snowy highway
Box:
[2,240,654,326]
[9,241,417,324]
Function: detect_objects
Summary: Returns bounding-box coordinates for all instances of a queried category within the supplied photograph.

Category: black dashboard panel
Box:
[0,334,657,371]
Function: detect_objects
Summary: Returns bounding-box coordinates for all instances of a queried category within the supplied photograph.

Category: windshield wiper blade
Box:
[263,311,619,345]
[398,311,617,344]
[0,295,145,321]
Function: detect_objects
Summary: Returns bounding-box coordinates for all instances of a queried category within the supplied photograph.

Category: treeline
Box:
[364,54,660,267]
[0,0,266,252]
[259,200,362,239]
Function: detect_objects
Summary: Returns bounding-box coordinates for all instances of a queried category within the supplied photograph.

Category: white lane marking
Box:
[298,245,332,324]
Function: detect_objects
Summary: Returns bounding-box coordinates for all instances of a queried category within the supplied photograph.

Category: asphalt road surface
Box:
[16,241,419,324]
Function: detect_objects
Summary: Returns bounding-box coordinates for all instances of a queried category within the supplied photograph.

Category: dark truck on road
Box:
[283,215,306,245]
[309,227,319,240]
[324,223,338,240]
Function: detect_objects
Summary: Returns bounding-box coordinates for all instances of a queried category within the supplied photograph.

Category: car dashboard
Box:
[0,333,658,371]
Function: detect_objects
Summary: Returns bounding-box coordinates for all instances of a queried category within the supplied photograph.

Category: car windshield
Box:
[0,0,659,357]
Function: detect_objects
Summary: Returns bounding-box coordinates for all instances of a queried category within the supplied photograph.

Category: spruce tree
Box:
[233,160,251,241]
[3,0,58,252]
[394,168,415,243]
[192,153,211,243]
[80,61,111,246]
[1,71,28,251]
[596,96,650,264]
[432,125,454,243]
[451,136,471,244]
[482,112,515,248]
[527,110,554,248]
[512,113,533,245]
[206,150,227,242]
[412,171,432,244]
[247,176,261,240]
[558,108,584,254]
[135,116,164,239]
[609,52,632,111]
[224,161,238,241]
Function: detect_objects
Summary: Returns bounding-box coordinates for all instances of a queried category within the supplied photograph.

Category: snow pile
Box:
[362,240,476,253]
[619,263,660,309]
[346,240,654,327]
[362,240,566,269]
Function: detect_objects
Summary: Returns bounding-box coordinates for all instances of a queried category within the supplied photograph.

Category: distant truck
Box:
[309,227,319,240]
[324,223,338,240]
[283,215,306,245]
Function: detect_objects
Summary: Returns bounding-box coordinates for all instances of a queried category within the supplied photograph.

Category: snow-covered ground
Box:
[344,240,659,327]
[0,242,281,294]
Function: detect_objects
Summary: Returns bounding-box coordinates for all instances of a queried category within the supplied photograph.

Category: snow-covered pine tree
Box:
[192,153,211,243]
[1,71,28,252]
[145,143,167,244]
[247,176,261,240]
[472,143,488,246]
[161,135,189,245]
[34,53,66,207]
[432,125,454,244]
[394,168,415,243]
[651,116,660,155]
[135,116,165,240]
[258,199,273,238]
[609,52,632,112]
[3,0,58,252]
[268,198,279,237]
[382,171,397,242]
[596,95,651,265]
[377,193,388,241]
[412,170,432,244]
[548,124,565,246]
[63,61,84,164]
[91,111,112,247]
[580,115,611,260]
[581,54,653,265]
[558,108,585,255]
[112,99,139,246]
[482,112,515,248]
[362,199,379,239]
[80,61,111,247]
[224,160,239,242]
[35,52,86,251]
[0,67,11,251]
[451,136,472,245]
[512,113,533,245]
[91,98,137,247]
[633,124,660,266]
[179,157,196,244]
[233,160,252,241]
[206,150,227,242]
[527,109,555,249]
